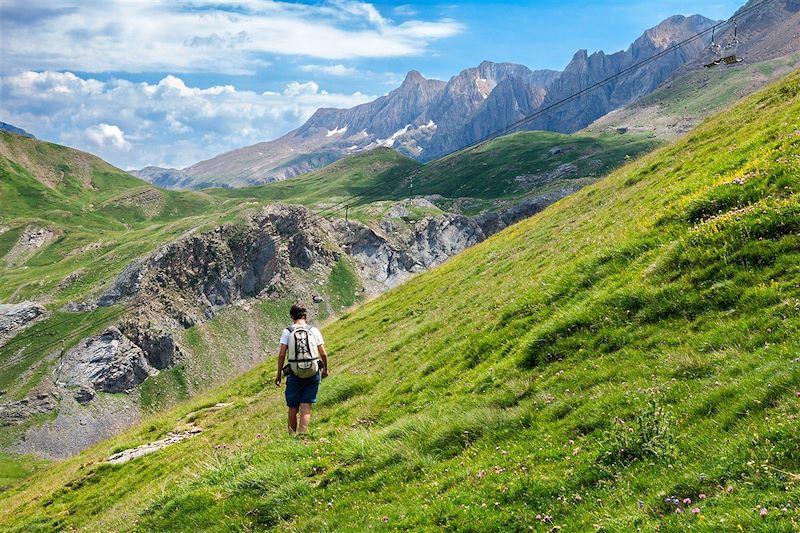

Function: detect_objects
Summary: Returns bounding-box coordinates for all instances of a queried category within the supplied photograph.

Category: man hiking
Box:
[275,304,328,435]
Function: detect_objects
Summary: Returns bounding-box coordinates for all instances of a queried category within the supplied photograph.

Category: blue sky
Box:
[0,0,743,169]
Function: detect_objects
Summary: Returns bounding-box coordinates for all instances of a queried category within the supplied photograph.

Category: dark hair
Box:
[290,304,307,320]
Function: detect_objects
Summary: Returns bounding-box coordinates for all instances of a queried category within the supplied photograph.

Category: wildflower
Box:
[684,498,692,505]
[699,473,706,482]
[692,508,701,515]
[699,493,706,500]
[675,507,683,514]
[638,500,644,510]
[760,508,767,517]
[382,516,389,523]
[726,485,734,494]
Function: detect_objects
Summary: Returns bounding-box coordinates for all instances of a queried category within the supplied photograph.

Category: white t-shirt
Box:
[280,325,324,347]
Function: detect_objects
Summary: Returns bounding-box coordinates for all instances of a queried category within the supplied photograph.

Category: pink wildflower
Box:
[692,508,701,515]
[683,498,692,505]
[675,507,683,514]
[760,508,767,517]
[699,493,706,500]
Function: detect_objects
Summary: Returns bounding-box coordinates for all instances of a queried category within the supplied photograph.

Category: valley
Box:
[1,0,799,529]
[1,65,798,532]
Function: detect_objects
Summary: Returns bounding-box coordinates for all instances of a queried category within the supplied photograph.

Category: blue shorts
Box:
[285,372,321,407]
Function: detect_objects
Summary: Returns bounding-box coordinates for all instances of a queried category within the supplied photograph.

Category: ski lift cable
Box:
[301,0,773,224]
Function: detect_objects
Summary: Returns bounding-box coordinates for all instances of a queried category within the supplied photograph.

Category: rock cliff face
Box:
[58,327,160,393]
[0,191,570,454]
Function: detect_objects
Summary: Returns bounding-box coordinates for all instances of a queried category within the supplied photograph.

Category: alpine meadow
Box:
[2,0,800,531]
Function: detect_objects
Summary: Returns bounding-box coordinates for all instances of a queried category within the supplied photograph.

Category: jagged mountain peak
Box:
[637,13,715,49]
[401,70,428,86]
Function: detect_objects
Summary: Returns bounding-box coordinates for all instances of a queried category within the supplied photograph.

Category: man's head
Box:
[290,304,307,321]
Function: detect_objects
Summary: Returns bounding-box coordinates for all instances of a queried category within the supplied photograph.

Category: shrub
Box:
[599,400,676,466]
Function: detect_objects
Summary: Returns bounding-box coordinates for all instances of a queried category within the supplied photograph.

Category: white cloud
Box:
[85,123,130,150]
[0,1,464,74]
[0,71,374,169]
[299,64,361,77]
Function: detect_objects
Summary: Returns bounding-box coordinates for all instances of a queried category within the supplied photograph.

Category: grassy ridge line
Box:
[1,71,798,530]
[208,133,661,216]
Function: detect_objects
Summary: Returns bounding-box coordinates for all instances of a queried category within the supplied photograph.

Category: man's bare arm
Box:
[318,345,329,378]
[275,344,287,386]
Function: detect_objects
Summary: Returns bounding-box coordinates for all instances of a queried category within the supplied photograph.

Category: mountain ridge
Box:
[134,13,719,190]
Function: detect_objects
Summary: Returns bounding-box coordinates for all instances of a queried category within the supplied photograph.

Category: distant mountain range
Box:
[133,0,800,190]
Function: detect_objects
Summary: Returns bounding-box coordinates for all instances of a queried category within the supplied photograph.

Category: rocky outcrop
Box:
[58,327,160,393]
[99,205,338,325]
[335,214,487,292]
[4,226,57,266]
[106,426,202,465]
[0,301,46,347]
[0,386,59,426]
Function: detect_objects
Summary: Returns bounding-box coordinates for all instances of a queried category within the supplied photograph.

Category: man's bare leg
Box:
[288,407,299,435]
[298,403,312,434]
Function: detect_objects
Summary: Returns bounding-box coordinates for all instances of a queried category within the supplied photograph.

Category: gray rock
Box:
[74,387,95,404]
[0,389,59,426]
[59,327,159,393]
[0,301,46,346]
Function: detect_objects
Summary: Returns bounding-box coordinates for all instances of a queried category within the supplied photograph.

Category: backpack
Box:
[286,325,321,379]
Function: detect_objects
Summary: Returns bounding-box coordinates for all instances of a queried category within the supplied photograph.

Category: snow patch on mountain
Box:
[326,126,348,137]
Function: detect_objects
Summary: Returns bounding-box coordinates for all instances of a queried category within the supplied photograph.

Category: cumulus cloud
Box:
[0,71,374,169]
[85,124,130,150]
[0,0,464,74]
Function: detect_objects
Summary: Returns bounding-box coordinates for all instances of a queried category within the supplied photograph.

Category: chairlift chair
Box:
[720,22,743,65]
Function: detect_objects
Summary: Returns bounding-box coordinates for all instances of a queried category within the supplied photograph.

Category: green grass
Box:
[206,132,661,218]
[411,130,660,208]
[0,452,49,491]
[637,53,800,118]
[138,365,190,413]
[327,257,361,310]
[1,67,798,532]
[207,147,421,208]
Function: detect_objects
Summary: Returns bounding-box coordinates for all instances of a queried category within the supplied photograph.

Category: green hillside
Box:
[208,147,421,210]
[586,52,800,139]
[410,130,659,213]
[2,69,798,531]
[210,132,660,218]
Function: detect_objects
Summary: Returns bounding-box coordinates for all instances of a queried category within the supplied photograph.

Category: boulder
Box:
[59,327,159,393]
[0,389,59,426]
[0,301,46,346]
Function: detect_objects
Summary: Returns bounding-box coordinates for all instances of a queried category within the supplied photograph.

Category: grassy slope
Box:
[411,131,660,212]
[207,147,421,207]
[209,133,661,217]
[586,53,800,139]
[2,70,798,531]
